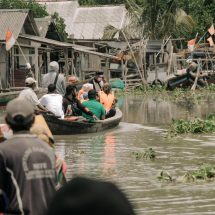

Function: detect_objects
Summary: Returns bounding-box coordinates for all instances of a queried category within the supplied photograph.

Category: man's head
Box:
[49,61,59,73]
[88,89,97,100]
[65,85,77,97]
[48,84,56,93]
[25,77,37,89]
[5,98,35,132]
[94,71,104,83]
[47,177,135,215]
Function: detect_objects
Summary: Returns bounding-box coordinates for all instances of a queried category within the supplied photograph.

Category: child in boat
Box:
[77,83,94,102]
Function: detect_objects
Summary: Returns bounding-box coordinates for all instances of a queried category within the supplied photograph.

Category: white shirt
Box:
[39,94,64,118]
[19,88,40,108]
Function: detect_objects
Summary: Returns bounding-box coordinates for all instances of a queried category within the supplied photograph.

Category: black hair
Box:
[88,89,97,99]
[65,85,77,97]
[48,84,56,93]
[47,177,136,215]
[5,115,35,132]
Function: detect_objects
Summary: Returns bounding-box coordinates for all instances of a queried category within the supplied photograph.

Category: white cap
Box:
[25,77,37,85]
[186,59,193,64]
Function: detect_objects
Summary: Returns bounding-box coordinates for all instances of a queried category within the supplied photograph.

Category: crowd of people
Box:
[19,61,117,122]
[0,61,136,215]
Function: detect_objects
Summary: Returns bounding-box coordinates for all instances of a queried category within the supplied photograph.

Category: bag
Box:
[54,73,59,86]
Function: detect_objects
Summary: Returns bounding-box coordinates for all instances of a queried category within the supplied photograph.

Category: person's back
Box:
[0,136,56,215]
[39,84,64,118]
[82,89,105,121]
[0,98,56,215]
[42,61,66,95]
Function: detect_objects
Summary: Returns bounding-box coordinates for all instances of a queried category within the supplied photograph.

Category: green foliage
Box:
[158,164,215,183]
[132,148,156,160]
[168,114,215,136]
[178,0,215,37]
[192,163,215,180]
[79,0,124,5]
[51,12,68,41]
[0,0,48,18]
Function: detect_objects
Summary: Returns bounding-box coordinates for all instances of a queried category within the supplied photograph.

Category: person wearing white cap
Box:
[42,61,66,95]
[19,77,48,112]
[0,98,57,215]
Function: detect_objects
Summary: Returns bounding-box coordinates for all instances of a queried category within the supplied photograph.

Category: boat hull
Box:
[43,108,122,135]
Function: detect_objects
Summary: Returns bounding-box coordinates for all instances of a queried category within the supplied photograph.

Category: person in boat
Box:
[63,85,95,118]
[30,124,67,189]
[19,77,48,112]
[88,71,104,92]
[78,83,94,102]
[99,83,117,118]
[42,61,66,96]
[0,98,56,215]
[82,89,105,122]
[46,177,136,215]
[39,84,64,118]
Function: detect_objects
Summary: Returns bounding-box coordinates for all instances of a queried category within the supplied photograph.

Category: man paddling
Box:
[19,77,48,112]
[0,98,56,215]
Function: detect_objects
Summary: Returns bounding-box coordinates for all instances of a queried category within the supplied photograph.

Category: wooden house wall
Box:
[0,46,7,89]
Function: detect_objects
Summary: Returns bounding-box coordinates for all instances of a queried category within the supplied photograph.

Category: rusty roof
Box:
[0,9,39,41]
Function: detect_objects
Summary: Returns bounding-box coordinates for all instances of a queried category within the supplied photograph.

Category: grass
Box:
[132,148,156,160]
[158,164,215,183]
[168,114,215,136]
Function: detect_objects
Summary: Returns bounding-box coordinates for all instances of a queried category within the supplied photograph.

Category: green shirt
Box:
[82,99,105,122]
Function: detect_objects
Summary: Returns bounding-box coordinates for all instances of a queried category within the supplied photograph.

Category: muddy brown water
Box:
[54,94,215,214]
[2,94,215,214]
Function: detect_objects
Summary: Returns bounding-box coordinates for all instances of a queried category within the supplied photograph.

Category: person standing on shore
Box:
[0,98,57,215]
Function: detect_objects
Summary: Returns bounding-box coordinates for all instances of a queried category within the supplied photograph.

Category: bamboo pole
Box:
[121,30,147,87]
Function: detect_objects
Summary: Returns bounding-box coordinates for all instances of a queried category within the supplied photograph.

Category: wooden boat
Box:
[43,108,122,135]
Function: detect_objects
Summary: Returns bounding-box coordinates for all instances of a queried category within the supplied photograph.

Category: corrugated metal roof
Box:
[19,34,115,58]
[40,1,79,36]
[40,1,127,40]
[0,9,39,41]
[19,34,94,50]
[0,10,28,40]
[70,5,126,40]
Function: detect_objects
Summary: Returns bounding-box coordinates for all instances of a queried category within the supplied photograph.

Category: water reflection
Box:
[102,134,116,177]
[120,94,215,125]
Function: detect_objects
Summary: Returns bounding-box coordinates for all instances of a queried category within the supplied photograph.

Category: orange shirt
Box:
[99,91,115,111]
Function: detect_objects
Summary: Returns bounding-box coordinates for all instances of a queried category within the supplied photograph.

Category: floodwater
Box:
[54,94,215,215]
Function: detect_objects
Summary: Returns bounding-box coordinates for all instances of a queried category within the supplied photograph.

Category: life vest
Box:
[99,91,115,112]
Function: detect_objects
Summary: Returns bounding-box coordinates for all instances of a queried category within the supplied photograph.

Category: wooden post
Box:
[34,47,39,86]
[121,30,147,86]
[64,48,69,79]
[11,47,15,87]
[104,58,109,82]
[167,45,173,76]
